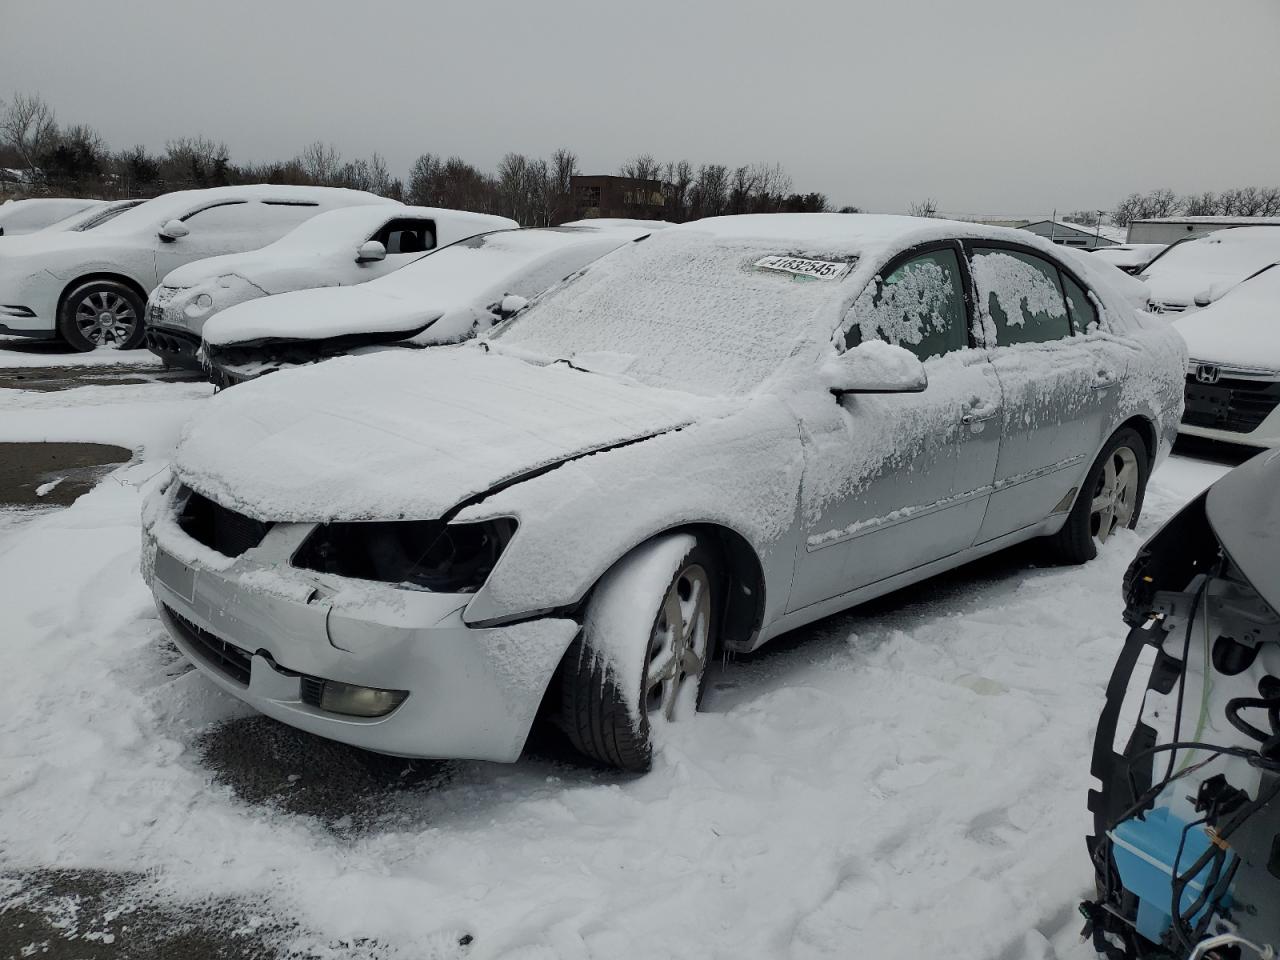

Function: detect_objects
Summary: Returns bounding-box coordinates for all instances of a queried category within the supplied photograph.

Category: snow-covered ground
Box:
[0,346,1243,959]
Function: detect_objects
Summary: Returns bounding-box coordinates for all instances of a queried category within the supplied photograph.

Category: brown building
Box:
[570,175,664,221]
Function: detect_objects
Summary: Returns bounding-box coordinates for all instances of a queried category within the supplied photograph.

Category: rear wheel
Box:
[1044,427,1148,564]
[558,534,719,772]
[57,280,146,351]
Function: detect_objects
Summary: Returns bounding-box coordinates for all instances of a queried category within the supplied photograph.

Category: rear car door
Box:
[788,242,1003,611]
[966,242,1114,543]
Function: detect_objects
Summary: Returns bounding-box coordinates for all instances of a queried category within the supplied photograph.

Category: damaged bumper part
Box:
[1083,451,1280,960]
[145,481,577,762]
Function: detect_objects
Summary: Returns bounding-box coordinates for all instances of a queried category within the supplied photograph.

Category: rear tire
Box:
[57,280,146,352]
[1044,427,1148,565]
[559,534,720,772]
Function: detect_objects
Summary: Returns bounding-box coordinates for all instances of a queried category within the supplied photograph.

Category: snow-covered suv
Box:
[144,205,515,369]
[0,185,387,350]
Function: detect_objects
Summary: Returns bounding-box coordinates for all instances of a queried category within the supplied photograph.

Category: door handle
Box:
[961,402,999,424]
[1092,369,1119,390]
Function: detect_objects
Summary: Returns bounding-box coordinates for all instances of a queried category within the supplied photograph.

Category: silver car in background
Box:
[143,214,1185,772]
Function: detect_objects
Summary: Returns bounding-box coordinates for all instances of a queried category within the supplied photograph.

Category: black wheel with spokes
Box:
[58,280,146,351]
[1044,426,1149,565]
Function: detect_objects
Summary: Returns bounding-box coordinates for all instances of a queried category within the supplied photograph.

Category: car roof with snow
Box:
[488,213,1146,398]
[559,218,674,230]
[0,197,105,234]
[1174,263,1280,371]
[261,204,515,250]
[1143,226,1280,280]
[86,184,388,238]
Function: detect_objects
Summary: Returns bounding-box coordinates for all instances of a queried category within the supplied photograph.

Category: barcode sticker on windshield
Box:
[754,255,853,281]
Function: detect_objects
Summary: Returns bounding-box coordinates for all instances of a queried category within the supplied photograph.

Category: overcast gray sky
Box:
[3,0,1278,215]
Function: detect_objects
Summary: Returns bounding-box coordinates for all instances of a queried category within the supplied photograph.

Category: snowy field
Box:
[0,339,1245,959]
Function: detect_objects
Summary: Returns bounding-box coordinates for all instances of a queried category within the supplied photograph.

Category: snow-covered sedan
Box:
[199,223,652,384]
[144,205,516,369]
[0,184,388,350]
[1141,226,1280,315]
[1089,242,1166,276]
[0,197,104,237]
[143,214,1185,771]
[1174,264,1280,448]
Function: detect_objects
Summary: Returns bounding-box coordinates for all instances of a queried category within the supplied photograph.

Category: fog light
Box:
[316,680,408,718]
[195,293,213,308]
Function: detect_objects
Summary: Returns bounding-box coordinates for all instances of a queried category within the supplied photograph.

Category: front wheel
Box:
[1044,427,1149,564]
[57,280,146,351]
[558,533,719,772]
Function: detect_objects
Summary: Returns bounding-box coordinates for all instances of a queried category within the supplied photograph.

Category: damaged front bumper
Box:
[144,482,578,762]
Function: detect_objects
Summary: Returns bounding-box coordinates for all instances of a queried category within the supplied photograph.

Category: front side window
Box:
[969,247,1071,345]
[373,217,436,255]
[843,247,969,361]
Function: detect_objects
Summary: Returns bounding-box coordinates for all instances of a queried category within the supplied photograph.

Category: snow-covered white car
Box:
[1085,449,1280,960]
[199,223,651,384]
[0,185,388,350]
[0,197,104,237]
[1089,242,1167,276]
[143,214,1185,771]
[144,205,516,369]
[1174,264,1280,448]
[1140,226,1280,315]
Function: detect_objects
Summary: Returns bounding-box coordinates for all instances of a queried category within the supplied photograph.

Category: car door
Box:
[152,200,320,284]
[965,242,1113,543]
[787,242,1004,612]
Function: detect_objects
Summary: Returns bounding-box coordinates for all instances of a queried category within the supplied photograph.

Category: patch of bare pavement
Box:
[0,442,133,508]
[0,365,203,392]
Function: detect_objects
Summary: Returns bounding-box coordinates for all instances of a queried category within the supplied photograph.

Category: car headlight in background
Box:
[292,517,517,593]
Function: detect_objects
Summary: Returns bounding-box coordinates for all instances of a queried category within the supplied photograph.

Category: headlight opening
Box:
[293,517,517,593]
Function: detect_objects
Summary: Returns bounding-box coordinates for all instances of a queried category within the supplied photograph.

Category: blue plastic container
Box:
[1110,807,1237,943]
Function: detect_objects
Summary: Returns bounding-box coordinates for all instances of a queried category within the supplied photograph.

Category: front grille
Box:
[1157,301,1188,314]
[164,604,252,685]
[177,488,273,557]
[1183,375,1280,434]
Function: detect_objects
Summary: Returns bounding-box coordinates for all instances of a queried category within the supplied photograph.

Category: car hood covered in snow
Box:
[174,347,730,522]
[1174,264,1280,371]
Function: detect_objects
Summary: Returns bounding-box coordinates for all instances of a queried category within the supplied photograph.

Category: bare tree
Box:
[663,159,693,221]
[619,153,662,182]
[548,148,578,223]
[164,136,230,186]
[1,91,58,177]
[907,198,938,218]
[299,140,342,185]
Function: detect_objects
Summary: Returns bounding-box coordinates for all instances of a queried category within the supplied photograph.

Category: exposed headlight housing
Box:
[292,517,517,594]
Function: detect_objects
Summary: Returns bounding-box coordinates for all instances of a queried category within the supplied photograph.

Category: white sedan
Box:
[144,205,516,369]
[1141,226,1280,314]
[199,223,653,384]
[0,197,104,237]
[145,214,1185,771]
[0,184,388,350]
[1175,263,1280,447]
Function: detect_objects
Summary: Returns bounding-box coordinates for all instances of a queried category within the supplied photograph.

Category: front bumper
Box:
[0,304,54,339]
[1178,367,1280,449]
[146,504,578,762]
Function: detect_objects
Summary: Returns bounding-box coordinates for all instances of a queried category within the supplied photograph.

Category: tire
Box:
[57,280,147,351]
[558,534,720,772]
[1044,427,1149,565]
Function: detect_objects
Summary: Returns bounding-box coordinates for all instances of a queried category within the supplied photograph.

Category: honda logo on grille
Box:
[1195,364,1222,384]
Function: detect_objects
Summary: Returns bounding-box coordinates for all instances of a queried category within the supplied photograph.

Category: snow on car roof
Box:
[491,214,1145,397]
[1143,226,1280,282]
[560,218,674,230]
[265,204,512,248]
[0,197,104,232]
[90,184,388,236]
[1174,264,1280,371]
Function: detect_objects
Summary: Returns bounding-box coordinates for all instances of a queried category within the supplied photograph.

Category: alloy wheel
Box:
[75,290,138,348]
[1090,445,1139,543]
[644,562,711,721]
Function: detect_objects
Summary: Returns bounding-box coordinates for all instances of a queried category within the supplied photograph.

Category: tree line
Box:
[0,91,831,225]
[1105,186,1280,227]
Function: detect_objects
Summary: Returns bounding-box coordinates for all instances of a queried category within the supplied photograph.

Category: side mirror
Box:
[498,294,529,317]
[1193,282,1229,308]
[158,219,189,241]
[822,341,927,396]
[356,240,386,263]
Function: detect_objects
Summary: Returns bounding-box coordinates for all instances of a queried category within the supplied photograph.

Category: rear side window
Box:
[1062,273,1098,332]
[371,217,437,255]
[969,247,1071,345]
[843,247,969,361]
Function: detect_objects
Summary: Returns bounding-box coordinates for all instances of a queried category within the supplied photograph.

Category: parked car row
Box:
[138,213,1186,771]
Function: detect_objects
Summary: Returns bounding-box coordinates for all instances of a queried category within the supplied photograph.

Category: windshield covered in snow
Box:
[1144,228,1280,282]
[490,232,854,396]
